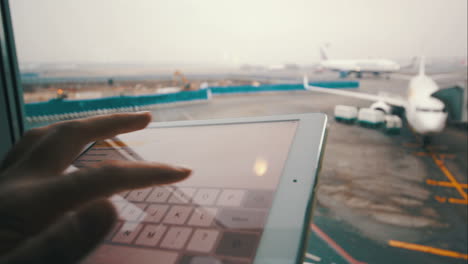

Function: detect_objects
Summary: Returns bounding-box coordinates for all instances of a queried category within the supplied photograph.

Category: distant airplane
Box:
[318,46,401,78]
[304,57,459,145]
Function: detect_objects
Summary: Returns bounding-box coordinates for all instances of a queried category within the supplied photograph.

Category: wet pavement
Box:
[148,77,467,264]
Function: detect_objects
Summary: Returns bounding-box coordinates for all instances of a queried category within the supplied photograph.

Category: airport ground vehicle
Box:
[357,108,385,128]
[384,115,402,134]
[334,105,358,123]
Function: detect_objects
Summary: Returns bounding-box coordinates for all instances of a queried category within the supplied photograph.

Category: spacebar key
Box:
[81,244,178,264]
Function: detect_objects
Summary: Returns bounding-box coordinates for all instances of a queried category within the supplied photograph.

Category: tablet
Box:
[78,113,327,264]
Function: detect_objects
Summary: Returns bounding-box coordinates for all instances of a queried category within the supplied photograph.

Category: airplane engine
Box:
[370,101,392,114]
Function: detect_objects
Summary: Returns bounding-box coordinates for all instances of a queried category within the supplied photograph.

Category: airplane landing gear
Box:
[423,136,432,148]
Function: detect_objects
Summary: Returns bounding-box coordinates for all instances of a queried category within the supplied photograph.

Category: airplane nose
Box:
[420,114,446,133]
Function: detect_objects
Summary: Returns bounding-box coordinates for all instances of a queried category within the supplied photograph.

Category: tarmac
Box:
[148,75,468,264]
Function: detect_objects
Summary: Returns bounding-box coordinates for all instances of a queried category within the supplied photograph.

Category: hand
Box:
[0,112,191,264]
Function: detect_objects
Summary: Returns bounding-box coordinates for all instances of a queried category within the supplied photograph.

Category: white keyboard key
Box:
[146,187,172,203]
[120,203,146,222]
[163,206,193,225]
[168,187,196,204]
[111,201,127,214]
[187,208,218,227]
[160,227,192,249]
[82,244,178,264]
[112,222,143,244]
[186,229,219,253]
[135,224,167,246]
[193,189,220,205]
[216,189,246,207]
[127,187,152,202]
[142,204,169,223]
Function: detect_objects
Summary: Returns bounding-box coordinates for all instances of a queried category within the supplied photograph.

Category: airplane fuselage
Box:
[321,59,400,73]
[405,75,448,135]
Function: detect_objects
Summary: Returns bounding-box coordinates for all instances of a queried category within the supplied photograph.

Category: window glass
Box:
[8,1,468,264]
[10,0,467,129]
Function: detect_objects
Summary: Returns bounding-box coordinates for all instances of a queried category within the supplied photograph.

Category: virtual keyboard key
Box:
[217,189,246,207]
[142,204,169,223]
[120,203,146,222]
[187,207,217,227]
[186,229,219,253]
[218,208,267,229]
[193,189,220,205]
[163,206,193,225]
[243,190,274,208]
[146,187,172,203]
[216,232,259,258]
[127,187,152,202]
[112,222,143,244]
[160,227,192,250]
[135,224,167,246]
[168,187,196,204]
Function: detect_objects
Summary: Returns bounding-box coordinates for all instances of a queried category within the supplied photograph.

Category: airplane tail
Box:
[319,46,329,61]
[418,56,426,76]
[303,75,310,90]
[401,56,417,69]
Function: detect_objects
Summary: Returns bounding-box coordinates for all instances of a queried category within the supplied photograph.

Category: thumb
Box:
[0,199,117,264]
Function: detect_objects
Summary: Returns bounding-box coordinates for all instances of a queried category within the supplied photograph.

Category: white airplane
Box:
[304,57,450,144]
[318,46,401,78]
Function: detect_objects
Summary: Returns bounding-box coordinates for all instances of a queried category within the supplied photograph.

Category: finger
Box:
[13,160,190,229]
[0,127,48,172]
[0,199,117,264]
[16,112,152,175]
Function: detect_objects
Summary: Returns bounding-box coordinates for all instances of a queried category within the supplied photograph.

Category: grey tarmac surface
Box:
[150,77,467,264]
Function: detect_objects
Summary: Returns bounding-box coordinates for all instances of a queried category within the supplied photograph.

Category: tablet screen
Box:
[77,120,298,264]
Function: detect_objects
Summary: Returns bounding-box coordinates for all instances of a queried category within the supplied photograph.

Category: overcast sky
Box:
[10,0,467,65]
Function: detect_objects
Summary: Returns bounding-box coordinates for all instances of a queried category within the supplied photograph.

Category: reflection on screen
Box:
[76,121,297,264]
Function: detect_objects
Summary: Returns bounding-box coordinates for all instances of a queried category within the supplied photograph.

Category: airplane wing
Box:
[303,76,408,108]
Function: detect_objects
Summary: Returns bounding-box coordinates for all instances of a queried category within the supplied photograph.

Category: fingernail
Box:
[135,111,152,122]
[173,166,192,174]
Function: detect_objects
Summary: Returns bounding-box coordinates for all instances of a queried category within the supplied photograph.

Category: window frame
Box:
[0,0,24,161]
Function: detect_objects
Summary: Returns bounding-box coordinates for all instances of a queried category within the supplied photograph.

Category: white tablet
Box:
[77,113,327,264]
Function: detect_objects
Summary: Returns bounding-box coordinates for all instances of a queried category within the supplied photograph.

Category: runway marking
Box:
[429,151,468,201]
[413,152,456,160]
[305,252,321,262]
[426,179,468,189]
[448,198,468,205]
[432,195,468,205]
[434,195,447,203]
[388,240,468,260]
[310,224,367,264]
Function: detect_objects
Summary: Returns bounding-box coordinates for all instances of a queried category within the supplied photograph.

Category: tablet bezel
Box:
[145,113,328,264]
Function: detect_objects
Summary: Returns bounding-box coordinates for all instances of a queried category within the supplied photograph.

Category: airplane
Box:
[318,46,401,78]
[304,57,453,145]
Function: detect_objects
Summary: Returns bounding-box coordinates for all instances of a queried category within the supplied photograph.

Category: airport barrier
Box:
[210,81,358,95]
[25,89,210,120]
[25,81,358,124]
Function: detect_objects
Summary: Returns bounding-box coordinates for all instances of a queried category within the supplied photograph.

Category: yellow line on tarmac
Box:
[448,198,468,205]
[426,179,468,189]
[429,152,468,201]
[388,240,468,260]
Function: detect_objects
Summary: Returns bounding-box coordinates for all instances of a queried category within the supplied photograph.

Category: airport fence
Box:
[210,81,358,95]
[25,89,210,124]
[24,81,358,125]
